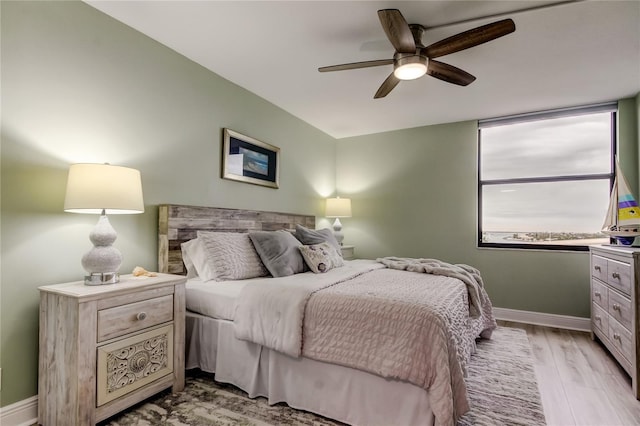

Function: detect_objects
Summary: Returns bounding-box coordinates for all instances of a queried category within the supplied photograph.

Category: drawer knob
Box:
[594,265,602,271]
[613,303,621,311]
[612,272,620,279]
[136,312,147,321]
[595,315,601,322]
[613,333,621,341]
[594,291,601,297]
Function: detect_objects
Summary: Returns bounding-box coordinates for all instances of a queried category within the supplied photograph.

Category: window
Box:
[478,103,616,251]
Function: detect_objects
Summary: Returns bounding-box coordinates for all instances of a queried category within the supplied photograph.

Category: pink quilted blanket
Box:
[235,259,496,426]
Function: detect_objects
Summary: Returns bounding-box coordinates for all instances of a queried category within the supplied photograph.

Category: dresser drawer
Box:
[591,255,608,281]
[591,279,609,309]
[609,320,633,363]
[97,324,174,406]
[592,302,608,335]
[606,259,631,296]
[608,289,632,330]
[98,294,174,342]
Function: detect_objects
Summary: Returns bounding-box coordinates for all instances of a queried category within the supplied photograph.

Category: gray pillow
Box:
[294,225,342,257]
[249,230,306,277]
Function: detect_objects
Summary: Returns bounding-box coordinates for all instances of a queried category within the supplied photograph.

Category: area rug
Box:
[103,327,546,426]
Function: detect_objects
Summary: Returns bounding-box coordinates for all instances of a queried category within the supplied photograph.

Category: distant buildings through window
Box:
[478,103,616,250]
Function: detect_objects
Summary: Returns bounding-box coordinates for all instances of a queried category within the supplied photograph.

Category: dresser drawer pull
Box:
[612,272,620,279]
[613,332,621,341]
[612,303,621,312]
[594,265,602,271]
[136,312,147,321]
[594,291,601,298]
[594,315,601,322]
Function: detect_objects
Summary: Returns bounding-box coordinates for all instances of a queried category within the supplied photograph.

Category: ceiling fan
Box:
[318,9,516,99]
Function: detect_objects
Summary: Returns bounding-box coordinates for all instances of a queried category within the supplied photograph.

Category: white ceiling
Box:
[86,1,640,139]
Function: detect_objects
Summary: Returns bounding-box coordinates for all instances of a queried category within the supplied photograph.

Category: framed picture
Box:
[221,128,280,189]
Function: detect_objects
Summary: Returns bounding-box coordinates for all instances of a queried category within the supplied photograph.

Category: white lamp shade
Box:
[64,163,144,214]
[326,197,352,218]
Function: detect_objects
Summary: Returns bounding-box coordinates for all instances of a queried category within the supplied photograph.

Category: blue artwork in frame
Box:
[222,128,280,188]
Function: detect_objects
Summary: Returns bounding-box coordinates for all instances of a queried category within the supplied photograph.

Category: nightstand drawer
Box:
[98,294,174,342]
[591,279,608,309]
[97,324,174,406]
[608,289,632,330]
[607,259,631,296]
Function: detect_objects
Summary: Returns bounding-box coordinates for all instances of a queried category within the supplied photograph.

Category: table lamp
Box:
[64,163,144,285]
[326,197,352,245]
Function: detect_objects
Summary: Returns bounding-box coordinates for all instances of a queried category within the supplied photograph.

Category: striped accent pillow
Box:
[196,231,268,281]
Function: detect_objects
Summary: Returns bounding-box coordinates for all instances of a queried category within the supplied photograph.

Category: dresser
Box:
[590,245,639,399]
[38,273,187,425]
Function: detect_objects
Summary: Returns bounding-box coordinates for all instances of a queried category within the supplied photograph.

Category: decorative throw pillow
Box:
[249,230,306,277]
[298,242,344,273]
[196,231,268,281]
[294,224,342,257]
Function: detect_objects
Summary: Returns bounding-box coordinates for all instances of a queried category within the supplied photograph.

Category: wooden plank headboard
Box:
[158,204,316,274]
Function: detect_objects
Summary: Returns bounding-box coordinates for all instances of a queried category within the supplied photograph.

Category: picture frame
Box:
[221,128,280,189]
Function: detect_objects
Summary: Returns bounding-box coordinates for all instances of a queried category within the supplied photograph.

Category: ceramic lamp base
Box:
[332,217,344,246]
[81,213,123,285]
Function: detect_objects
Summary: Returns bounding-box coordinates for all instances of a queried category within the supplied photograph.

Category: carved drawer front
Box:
[591,279,609,309]
[98,294,174,342]
[591,255,608,281]
[608,290,632,330]
[606,259,631,296]
[97,324,174,406]
[592,302,608,335]
[608,320,633,365]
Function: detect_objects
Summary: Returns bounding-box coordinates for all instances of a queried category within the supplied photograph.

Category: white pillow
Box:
[181,238,219,281]
[196,231,268,281]
[180,239,199,279]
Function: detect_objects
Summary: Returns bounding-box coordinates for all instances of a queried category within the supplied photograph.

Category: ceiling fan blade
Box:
[377,9,416,53]
[427,60,476,86]
[423,19,515,58]
[318,59,394,73]
[374,72,401,99]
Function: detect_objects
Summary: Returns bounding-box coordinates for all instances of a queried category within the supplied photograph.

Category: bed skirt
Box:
[185,311,435,426]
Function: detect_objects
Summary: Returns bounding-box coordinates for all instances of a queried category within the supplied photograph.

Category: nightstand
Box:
[341,245,355,260]
[38,273,187,425]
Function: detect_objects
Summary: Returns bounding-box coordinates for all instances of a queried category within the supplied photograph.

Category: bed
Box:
[158,204,496,426]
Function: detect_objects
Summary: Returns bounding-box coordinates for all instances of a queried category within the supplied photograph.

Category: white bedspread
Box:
[234,260,385,357]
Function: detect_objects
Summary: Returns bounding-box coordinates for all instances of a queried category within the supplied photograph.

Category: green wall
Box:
[0,1,336,406]
[619,97,639,195]
[1,0,639,411]
[336,99,639,319]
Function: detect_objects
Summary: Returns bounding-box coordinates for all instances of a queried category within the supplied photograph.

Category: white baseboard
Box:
[0,395,37,426]
[493,307,591,332]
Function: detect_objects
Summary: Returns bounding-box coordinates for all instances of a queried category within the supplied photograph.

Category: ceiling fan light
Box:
[394,63,427,80]
[393,55,428,80]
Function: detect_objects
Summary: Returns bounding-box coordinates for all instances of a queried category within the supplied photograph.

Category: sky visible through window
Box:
[480,112,613,245]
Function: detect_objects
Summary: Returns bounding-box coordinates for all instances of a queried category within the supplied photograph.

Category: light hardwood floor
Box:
[499,321,640,426]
